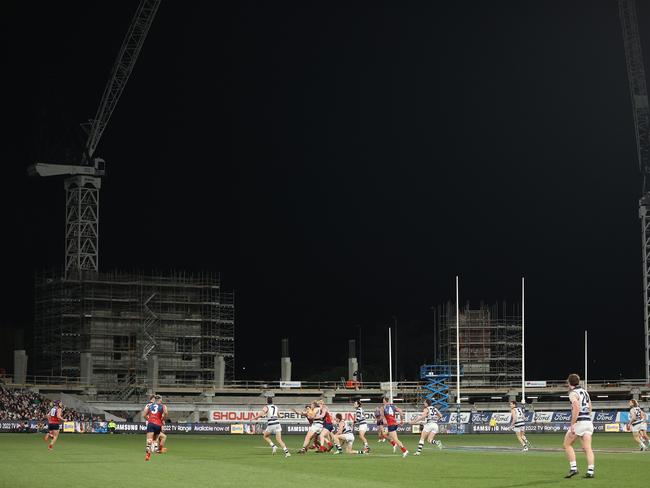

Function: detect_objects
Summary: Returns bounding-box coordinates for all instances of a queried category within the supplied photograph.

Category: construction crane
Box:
[618,0,650,383]
[28,0,161,278]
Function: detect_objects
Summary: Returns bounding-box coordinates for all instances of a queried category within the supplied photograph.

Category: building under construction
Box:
[435,301,522,386]
[33,270,234,394]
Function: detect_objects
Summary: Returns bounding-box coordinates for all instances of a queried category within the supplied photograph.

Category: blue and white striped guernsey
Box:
[266,404,279,426]
[513,407,526,427]
[355,407,367,425]
[571,386,592,422]
[426,406,441,423]
[312,407,324,425]
[342,420,353,435]
[631,406,644,426]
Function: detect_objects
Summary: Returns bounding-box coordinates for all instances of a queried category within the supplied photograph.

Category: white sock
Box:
[587,465,594,474]
[569,461,577,471]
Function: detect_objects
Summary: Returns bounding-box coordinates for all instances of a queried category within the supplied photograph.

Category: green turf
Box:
[0,433,647,488]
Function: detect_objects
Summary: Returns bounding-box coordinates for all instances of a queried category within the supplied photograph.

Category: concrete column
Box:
[348,358,358,381]
[280,338,291,382]
[281,358,292,382]
[80,352,93,385]
[214,355,225,388]
[13,350,27,384]
[348,339,358,380]
[147,355,159,391]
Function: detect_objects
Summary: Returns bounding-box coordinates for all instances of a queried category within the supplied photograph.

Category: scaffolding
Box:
[435,301,522,387]
[33,270,235,392]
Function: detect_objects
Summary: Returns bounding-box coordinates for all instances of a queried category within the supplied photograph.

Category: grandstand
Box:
[1,373,647,425]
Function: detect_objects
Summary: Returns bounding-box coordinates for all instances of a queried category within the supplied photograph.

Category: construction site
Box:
[32,270,234,396]
[435,301,523,387]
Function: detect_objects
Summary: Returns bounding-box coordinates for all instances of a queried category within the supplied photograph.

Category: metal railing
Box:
[2,375,648,392]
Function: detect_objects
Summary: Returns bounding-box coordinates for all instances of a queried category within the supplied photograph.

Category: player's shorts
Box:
[264,424,282,434]
[357,424,368,434]
[513,426,525,433]
[423,422,439,434]
[632,422,648,433]
[309,423,323,434]
[572,421,594,437]
[324,422,334,432]
[47,423,60,431]
[387,424,398,433]
[343,433,354,443]
[146,423,162,434]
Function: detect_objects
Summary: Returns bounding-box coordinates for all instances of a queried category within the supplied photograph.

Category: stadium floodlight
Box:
[393,398,404,402]
[359,398,371,402]
[527,396,538,399]
[490,396,503,400]
[597,395,609,398]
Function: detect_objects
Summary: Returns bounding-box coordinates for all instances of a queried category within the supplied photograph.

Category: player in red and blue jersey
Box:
[44,400,64,450]
[375,405,387,442]
[143,394,167,461]
[316,399,340,453]
[381,397,408,457]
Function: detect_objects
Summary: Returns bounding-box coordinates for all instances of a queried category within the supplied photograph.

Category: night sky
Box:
[2,1,649,382]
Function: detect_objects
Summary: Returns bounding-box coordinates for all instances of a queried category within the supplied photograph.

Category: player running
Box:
[44,400,64,450]
[510,401,530,452]
[156,428,168,453]
[628,399,648,451]
[381,397,408,457]
[412,399,443,455]
[563,374,595,479]
[252,397,290,457]
[143,394,167,461]
[375,405,387,442]
[353,400,370,453]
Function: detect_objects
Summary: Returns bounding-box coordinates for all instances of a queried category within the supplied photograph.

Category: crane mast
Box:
[618,0,650,382]
[29,0,161,278]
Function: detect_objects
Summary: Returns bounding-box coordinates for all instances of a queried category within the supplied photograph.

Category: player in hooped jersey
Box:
[563,374,595,479]
[143,394,167,461]
[44,400,64,450]
[298,401,327,453]
[252,397,290,457]
[292,404,320,450]
[381,397,409,457]
[509,401,530,452]
[353,400,370,453]
[627,399,648,451]
[332,413,366,454]
[412,399,443,455]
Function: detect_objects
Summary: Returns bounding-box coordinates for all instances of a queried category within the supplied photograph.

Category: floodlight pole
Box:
[455,275,461,433]
[522,276,526,405]
[388,327,393,402]
[584,330,588,390]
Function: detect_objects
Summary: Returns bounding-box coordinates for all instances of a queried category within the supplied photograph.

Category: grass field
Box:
[0,432,647,488]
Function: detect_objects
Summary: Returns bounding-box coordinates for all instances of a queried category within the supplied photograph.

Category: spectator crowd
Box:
[0,385,102,423]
